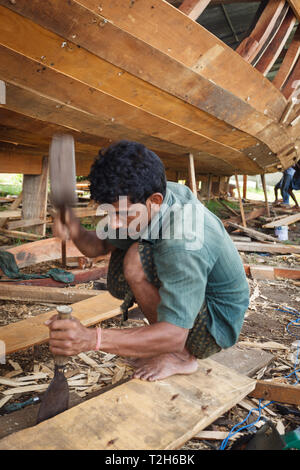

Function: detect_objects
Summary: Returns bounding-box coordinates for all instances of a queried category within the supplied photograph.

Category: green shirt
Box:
[106,182,249,349]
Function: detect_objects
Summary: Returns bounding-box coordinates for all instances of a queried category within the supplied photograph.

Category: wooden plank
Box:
[75,0,286,120]
[0,193,22,230]
[0,2,286,159]
[0,6,260,163]
[227,221,279,242]
[179,0,211,20]
[0,291,121,354]
[273,27,300,90]
[255,7,296,75]
[250,380,300,405]
[236,0,287,63]
[0,284,101,304]
[0,209,21,219]
[0,358,255,450]
[5,237,86,269]
[22,155,49,236]
[6,218,47,230]
[0,228,40,241]
[282,54,300,100]
[263,212,300,227]
[211,345,274,377]
[247,264,300,280]
[287,0,300,21]
[234,240,300,253]
[0,151,43,174]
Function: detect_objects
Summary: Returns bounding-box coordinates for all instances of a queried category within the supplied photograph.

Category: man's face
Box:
[101,194,163,236]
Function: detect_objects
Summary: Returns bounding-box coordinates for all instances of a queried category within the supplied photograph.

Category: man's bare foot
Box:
[132,351,198,382]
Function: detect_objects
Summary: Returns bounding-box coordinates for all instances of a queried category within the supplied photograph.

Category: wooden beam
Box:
[0,6,261,169]
[282,54,300,100]
[260,173,271,217]
[287,0,300,22]
[0,1,286,161]
[255,7,297,75]
[234,173,247,227]
[0,284,101,304]
[0,291,121,355]
[72,0,286,120]
[0,358,255,450]
[22,155,49,236]
[250,380,300,405]
[236,0,287,63]
[179,0,211,20]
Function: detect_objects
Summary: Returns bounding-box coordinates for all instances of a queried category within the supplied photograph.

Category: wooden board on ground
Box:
[234,241,300,254]
[0,358,255,450]
[0,284,101,304]
[226,222,279,242]
[263,212,300,228]
[250,380,300,406]
[0,292,121,354]
[4,237,85,269]
[211,345,274,377]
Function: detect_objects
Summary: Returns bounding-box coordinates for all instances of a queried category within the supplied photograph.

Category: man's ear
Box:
[146,193,164,211]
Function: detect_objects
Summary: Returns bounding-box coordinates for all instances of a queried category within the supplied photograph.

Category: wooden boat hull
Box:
[0,0,299,179]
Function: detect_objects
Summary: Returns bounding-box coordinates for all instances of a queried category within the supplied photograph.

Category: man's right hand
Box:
[53,207,81,242]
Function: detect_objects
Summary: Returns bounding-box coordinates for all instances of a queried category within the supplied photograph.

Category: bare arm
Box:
[46,317,188,358]
[53,207,114,258]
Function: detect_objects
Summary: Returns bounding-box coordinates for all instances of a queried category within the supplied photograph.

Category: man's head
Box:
[88,140,167,232]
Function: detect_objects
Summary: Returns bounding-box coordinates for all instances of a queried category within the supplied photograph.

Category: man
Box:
[274,162,300,209]
[47,141,249,381]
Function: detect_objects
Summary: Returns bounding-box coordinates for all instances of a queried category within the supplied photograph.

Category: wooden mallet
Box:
[49,134,77,267]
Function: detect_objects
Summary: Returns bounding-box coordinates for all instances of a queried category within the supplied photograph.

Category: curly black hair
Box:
[88,140,167,204]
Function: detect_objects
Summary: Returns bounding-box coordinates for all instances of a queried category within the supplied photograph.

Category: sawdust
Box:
[0,260,299,450]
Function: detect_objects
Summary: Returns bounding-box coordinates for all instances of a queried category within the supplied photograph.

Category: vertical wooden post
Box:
[261,173,270,217]
[234,172,247,227]
[207,174,212,201]
[188,153,198,197]
[243,175,247,200]
[22,156,49,236]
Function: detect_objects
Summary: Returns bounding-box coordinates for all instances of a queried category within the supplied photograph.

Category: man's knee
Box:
[123,242,146,284]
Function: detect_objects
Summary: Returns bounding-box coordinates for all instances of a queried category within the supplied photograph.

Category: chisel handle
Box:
[60,206,67,268]
[54,305,73,368]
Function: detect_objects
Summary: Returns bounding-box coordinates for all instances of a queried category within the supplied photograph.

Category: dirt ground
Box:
[0,238,299,450]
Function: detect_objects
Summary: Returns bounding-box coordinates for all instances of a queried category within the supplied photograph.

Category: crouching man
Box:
[47,140,249,381]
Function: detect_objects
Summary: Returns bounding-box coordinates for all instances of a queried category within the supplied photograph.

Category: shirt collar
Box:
[139,188,172,243]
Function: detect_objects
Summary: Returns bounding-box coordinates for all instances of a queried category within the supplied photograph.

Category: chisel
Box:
[36,305,73,424]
